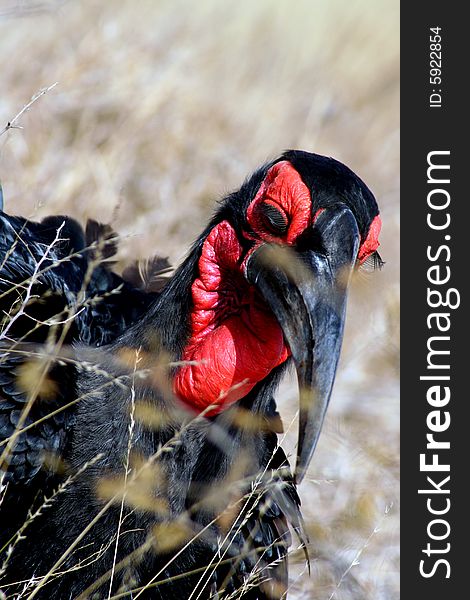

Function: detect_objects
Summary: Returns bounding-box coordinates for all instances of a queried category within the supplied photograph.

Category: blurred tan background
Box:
[0,1,399,598]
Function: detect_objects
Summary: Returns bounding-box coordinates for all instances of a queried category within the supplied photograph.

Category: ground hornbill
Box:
[0,151,382,599]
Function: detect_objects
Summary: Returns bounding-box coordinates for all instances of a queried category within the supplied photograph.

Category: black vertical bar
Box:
[401,2,466,596]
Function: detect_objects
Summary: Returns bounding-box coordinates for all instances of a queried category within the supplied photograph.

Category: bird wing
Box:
[0,211,164,489]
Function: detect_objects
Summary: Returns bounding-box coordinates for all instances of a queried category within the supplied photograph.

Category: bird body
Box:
[0,151,381,599]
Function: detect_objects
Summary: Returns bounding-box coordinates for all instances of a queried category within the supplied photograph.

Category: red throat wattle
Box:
[172,220,289,415]
[173,161,313,415]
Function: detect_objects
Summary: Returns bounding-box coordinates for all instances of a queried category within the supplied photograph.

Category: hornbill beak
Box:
[245,205,360,483]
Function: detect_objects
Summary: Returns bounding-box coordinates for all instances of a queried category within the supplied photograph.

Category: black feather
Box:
[122,255,173,293]
[85,218,119,260]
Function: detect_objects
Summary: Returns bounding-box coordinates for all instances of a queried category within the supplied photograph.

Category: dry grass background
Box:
[0,0,399,598]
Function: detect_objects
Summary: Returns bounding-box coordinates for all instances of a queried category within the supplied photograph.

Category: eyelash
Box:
[360,251,385,272]
[259,202,289,235]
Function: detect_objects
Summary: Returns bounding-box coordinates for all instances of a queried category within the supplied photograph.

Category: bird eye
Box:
[259,202,288,236]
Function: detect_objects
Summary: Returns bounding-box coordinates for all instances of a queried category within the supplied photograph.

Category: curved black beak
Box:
[245,205,360,483]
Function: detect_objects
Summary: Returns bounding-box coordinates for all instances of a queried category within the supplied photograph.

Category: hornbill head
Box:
[172,150,382,482]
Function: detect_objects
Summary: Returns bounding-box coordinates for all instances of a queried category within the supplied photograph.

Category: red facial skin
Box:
[358,214,382,264]
[246,161,312,245]
[173,161,381,415]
